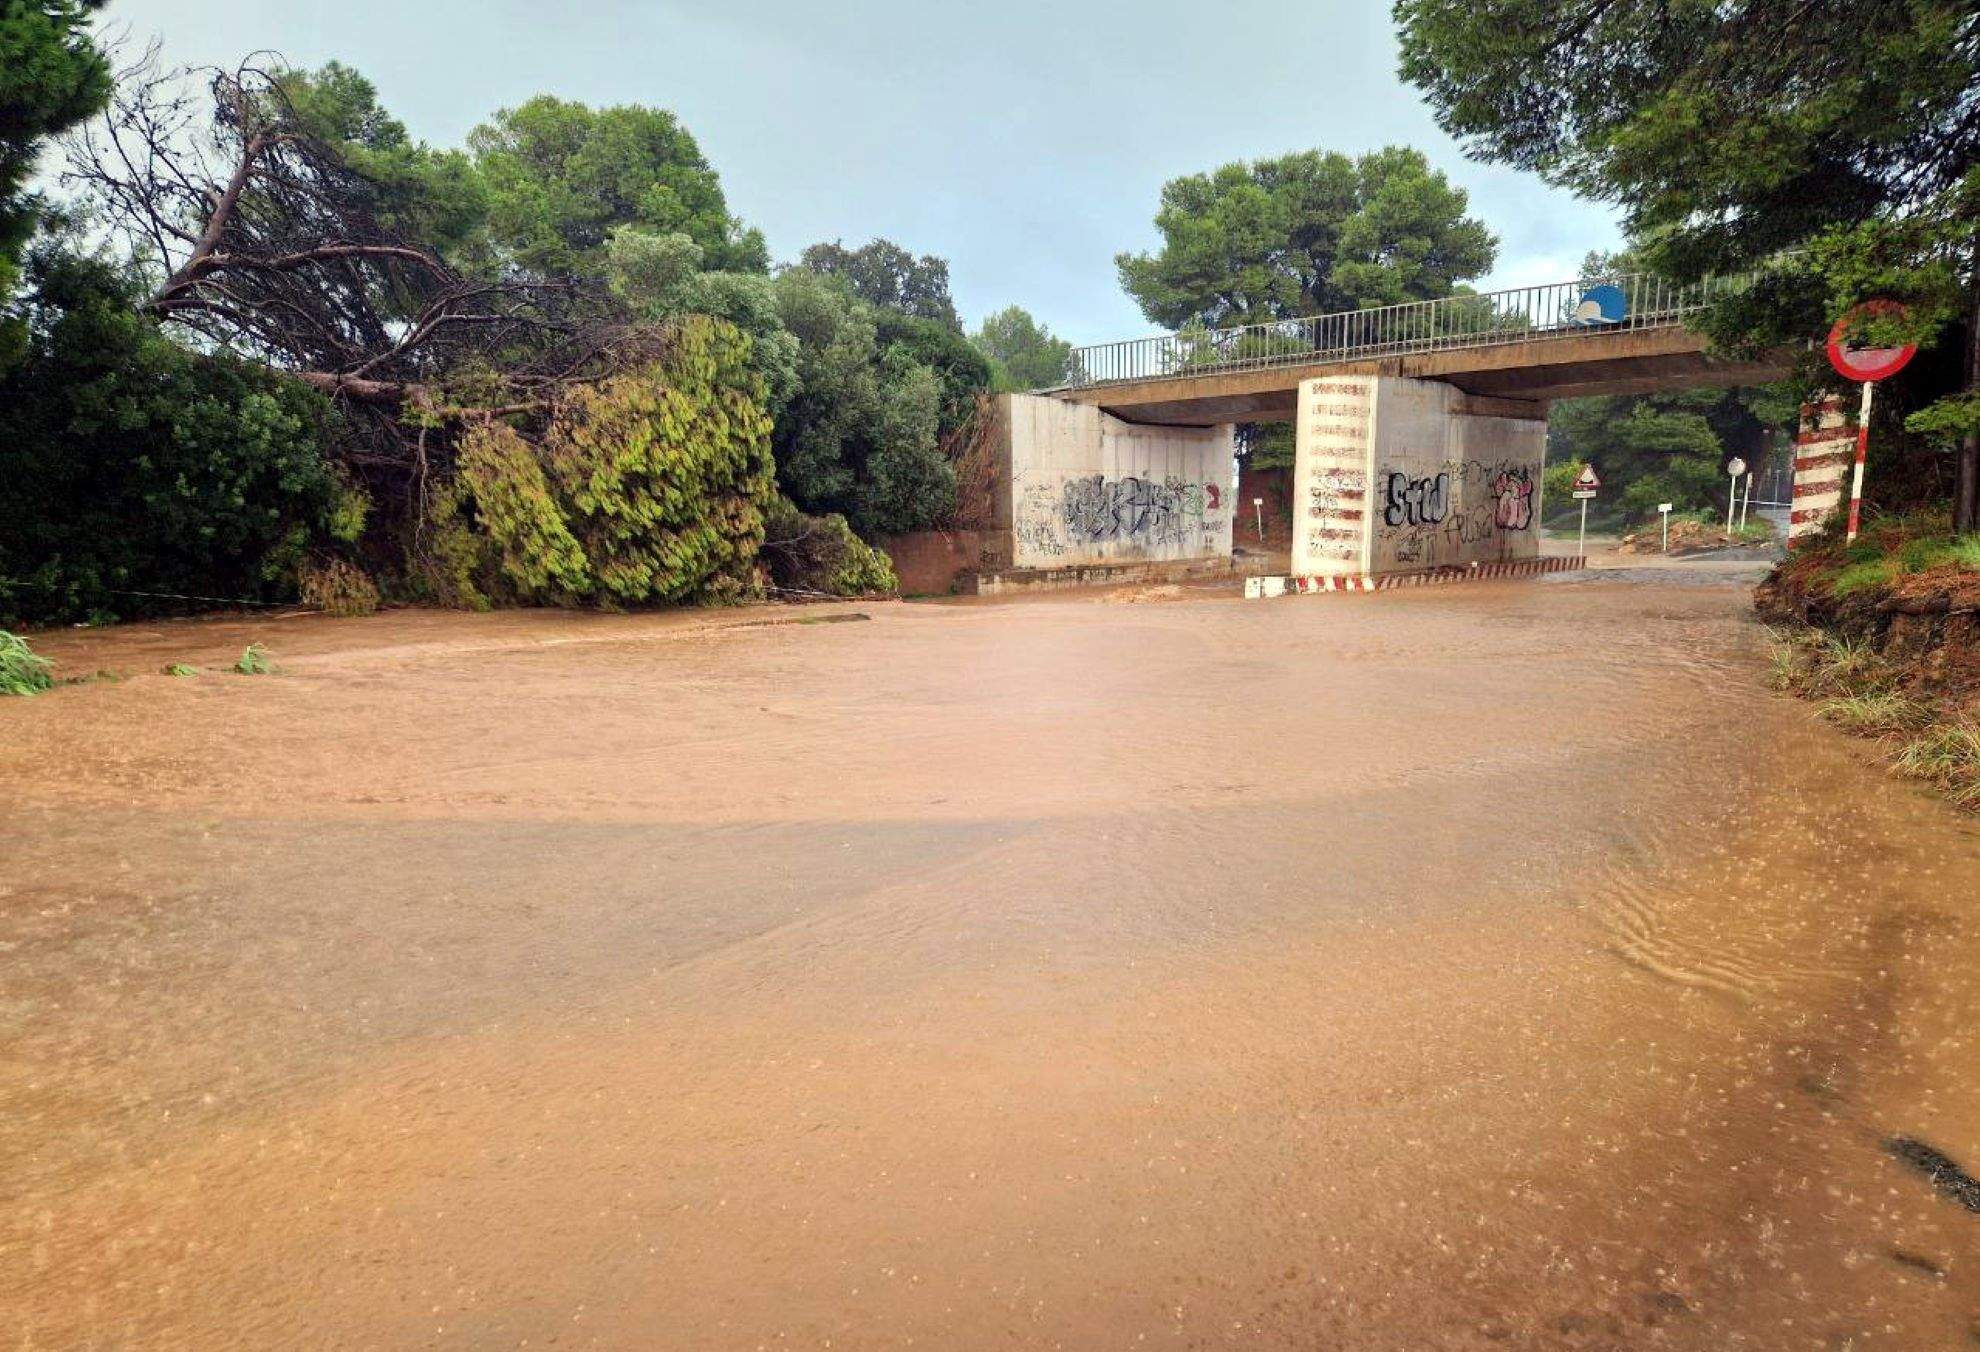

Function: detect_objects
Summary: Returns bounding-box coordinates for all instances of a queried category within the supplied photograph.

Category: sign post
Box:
[1826,302,1919,544]
[1252,496,1264,542]
[1658,502,1673,553]
[1571,464,1601,558]
[1740,471,1754,531]
[1725,456,1748,537]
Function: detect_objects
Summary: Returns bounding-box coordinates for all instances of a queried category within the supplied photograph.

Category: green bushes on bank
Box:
[0,249,347,627]
[432,316,777,608]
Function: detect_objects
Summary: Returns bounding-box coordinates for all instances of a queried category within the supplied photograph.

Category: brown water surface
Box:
[4,571,1979,1348]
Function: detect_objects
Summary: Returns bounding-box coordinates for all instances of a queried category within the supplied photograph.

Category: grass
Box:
[1770,625,1980,811]
[1948,535,1980,571]
[164,662,199,677]
[0,629,54,696]
[1818,691,1931,736]
[1891,722,1980,808]
[1831,556,1901,596]
[233,644,272,675]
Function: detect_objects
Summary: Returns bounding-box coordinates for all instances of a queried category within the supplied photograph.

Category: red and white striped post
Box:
[1845,380,1875,544]
[1825,301,1917,546]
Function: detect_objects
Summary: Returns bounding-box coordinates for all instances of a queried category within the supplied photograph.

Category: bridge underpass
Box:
[977,271,1798,588]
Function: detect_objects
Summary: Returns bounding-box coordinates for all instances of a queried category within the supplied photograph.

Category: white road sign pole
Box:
[1658,502,1673,553]
[1252,497,1264,541]
[1569,464,1601,560]
[1724,457,1749,538]
[1740,471,1753,530]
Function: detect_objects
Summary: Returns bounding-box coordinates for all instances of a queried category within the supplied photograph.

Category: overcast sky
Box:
[100,0,1623,346]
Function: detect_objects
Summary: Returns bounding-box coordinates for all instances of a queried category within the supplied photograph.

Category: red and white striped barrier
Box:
[1789,393,1852,549]
[1245,555,1585,598]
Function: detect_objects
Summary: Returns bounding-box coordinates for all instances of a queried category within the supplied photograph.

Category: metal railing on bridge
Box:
[1051,269,1760,390]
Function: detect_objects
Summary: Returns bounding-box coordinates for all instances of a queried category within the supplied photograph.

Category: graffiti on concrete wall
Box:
[1381,471,1450,528]
[1295,377,1374,573]
[1304,466,1367,564]
[1491,467,1534,531]
[1015,481,1068,558]
[1062,474,1195,544]
[1015,473,1228,561]
[1378,457,1535,565]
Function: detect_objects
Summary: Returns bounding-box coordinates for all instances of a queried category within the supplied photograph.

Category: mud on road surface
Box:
[5,572,1980,1349]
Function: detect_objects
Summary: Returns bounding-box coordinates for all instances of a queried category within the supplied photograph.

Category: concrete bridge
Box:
[968,270,1798,590]
[1047,271,1788,426]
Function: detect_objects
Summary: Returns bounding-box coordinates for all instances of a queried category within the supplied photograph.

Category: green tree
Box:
[469,96,767,278]
[798,238,961,330]
[1548,388,1780,527]
[1395,0,1980,528]
[973,305,1074,391]
[872,307,990,437]
[1115,145,1497,330]
[275,61,491,266]
[606,226,800,414]
[769,269,954,537]
[447,314,775,606]
[0,0,109,361]
[0,243,342,624]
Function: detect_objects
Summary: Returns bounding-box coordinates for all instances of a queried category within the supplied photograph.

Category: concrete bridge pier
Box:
[1291,374,1548,579]
[956,394,1239,593]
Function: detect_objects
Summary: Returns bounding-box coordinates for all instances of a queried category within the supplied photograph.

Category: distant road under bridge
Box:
[1046,271,1791,426]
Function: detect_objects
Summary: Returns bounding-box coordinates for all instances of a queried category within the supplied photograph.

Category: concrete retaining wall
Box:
[1291,375,1544,578]
[1000,395,1235,570]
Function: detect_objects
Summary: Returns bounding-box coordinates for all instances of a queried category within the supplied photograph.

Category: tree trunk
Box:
[1958,248,1980,535]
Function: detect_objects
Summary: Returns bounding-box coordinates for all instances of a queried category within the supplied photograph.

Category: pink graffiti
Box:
[1492,469,1534,531]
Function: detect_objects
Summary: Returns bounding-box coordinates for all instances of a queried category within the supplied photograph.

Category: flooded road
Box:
[5,569,1979,1348]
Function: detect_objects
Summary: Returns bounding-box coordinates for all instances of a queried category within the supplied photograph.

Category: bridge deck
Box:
[1059,328,1787,426]
[1049,270,1791,426]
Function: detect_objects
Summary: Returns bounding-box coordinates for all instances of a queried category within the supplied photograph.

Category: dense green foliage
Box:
[0,246,343,625]
[1116,145,1496,330]
[973,305,1074,391]
[759,497,898,597]
[9,41,986,625]
[768,269,957,539]
[277,62,491,267]
[1395,0,1980,522]
[605,226,801,413]
[871,307,992,437]
[0,0,109,362]
[443,315,775,606]
[1547,387,1788,527]
[470,96,768,278]
[798,239,960,330]
[0,629,53,694]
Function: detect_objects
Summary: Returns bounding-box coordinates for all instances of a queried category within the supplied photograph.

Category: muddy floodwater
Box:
[5,568,1980,1349]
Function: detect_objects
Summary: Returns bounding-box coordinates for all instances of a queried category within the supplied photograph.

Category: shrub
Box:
[233,644,271,675]
[759,498,898,596]
[0,247,340,626]
[0,630,54,696]
[298,558,381,617]
[444,316,776,607]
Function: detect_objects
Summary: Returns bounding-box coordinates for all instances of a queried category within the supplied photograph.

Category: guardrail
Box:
[1053,269,1758,390]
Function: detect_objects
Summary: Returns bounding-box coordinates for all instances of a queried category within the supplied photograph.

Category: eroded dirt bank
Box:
[5,574,1979,1348]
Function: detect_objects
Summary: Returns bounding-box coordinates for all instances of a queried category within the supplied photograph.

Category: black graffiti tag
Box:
[1382,471,1450,528]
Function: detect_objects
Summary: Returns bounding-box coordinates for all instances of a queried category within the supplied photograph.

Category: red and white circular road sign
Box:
[1826,300,1917,383]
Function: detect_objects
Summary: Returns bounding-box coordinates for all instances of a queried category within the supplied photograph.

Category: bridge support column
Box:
[1789,393,1853,548]
[993,394,1235,572]
[1291,375,1545,579]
